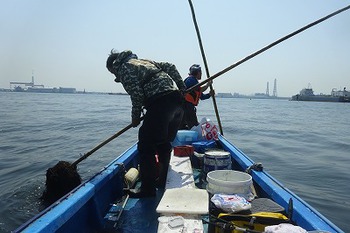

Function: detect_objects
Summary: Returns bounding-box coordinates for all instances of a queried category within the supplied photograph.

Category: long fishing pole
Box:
[187,0,224,135]
[42,117,144,204]
[71,122,133,168]
[187,4,350,92]
[71,116,145,167]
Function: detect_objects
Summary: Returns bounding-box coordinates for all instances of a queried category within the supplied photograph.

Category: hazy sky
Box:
[1,1,349,97]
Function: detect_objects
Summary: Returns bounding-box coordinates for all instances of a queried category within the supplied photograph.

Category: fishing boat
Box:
[291,86,350,103]
[13,2,350,232]
[14,129,344,233]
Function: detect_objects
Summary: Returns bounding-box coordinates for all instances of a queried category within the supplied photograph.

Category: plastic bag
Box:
[191,117,218,141]
[210,194,251,213]
[265,223,307,233]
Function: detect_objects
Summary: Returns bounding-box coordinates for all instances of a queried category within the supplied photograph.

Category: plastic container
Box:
[206,170,253,200]
[192,140,217,153]
[172,130,198,147]
[174,145,194,157]
[203,150,232,174]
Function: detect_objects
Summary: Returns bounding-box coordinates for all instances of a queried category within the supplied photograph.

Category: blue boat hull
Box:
[14,135,344,233]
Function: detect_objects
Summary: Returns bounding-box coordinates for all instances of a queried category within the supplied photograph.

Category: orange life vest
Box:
[184,87,201,106]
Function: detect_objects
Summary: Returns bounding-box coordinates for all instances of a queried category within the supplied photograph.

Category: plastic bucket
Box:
[203,150,231,174]
[206,170,253,198]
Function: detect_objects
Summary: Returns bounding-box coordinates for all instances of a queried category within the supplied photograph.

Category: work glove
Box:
[132,117,140,128]
[209,89,215,97]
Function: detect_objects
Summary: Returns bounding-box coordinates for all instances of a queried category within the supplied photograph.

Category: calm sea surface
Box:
[0,92,349,233]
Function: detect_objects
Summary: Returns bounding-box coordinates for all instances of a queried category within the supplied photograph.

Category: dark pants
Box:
[180,101,199,130]
[137,91,184,192]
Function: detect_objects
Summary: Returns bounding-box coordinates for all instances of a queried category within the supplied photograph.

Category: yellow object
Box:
[215,212,289,233]
[124,168,139,188]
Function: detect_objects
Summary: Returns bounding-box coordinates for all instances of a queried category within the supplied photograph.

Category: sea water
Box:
[0,92,349,232]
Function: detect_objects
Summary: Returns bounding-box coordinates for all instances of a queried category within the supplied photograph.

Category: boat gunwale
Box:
[14,137,344,233]
[218,134,344,233]
[14,143,139,233]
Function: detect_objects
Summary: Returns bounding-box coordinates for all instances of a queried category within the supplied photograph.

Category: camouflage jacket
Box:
[109,50,186,120]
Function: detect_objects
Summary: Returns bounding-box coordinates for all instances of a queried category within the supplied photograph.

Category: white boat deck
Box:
[156,152,208,233]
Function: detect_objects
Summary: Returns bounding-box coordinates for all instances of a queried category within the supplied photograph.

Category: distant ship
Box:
[291,86,350,102]
[10,72,76,94]
[13,86,76,94]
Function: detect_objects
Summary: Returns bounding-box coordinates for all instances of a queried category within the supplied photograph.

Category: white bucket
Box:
[203,150,231,174]
[206,170,253,200]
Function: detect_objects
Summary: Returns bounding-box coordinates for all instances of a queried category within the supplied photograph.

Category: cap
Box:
[189,64,201,75]
[106,50,135,73]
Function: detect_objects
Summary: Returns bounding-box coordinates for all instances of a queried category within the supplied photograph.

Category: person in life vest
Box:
[181,64,214,129]
[106,49,186,198]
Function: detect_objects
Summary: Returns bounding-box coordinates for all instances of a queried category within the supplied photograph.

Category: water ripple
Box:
[1,93,349,232]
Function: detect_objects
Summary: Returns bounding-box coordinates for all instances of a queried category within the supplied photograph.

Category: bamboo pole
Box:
[187,4,350,92]
[71,122,134,167]
[187,0,224,135]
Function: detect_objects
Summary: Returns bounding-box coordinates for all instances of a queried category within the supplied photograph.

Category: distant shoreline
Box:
[0,88,289,99]
[0,88,128,96]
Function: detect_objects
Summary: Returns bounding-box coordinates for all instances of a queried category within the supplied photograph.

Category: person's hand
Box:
[209,89,215,96]
[132,118,140,128]
[207,80,213,87]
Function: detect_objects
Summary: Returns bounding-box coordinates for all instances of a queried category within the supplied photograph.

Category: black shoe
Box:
[128,189,156,198]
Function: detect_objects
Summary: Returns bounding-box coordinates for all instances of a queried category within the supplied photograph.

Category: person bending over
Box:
[106,49,186,198]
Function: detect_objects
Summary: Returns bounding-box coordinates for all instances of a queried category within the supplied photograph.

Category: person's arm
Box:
[157,62,186,91]
[200,89,215,100]
[200,93,211,100]
[200,80,212,92]
[120,65,145,127]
